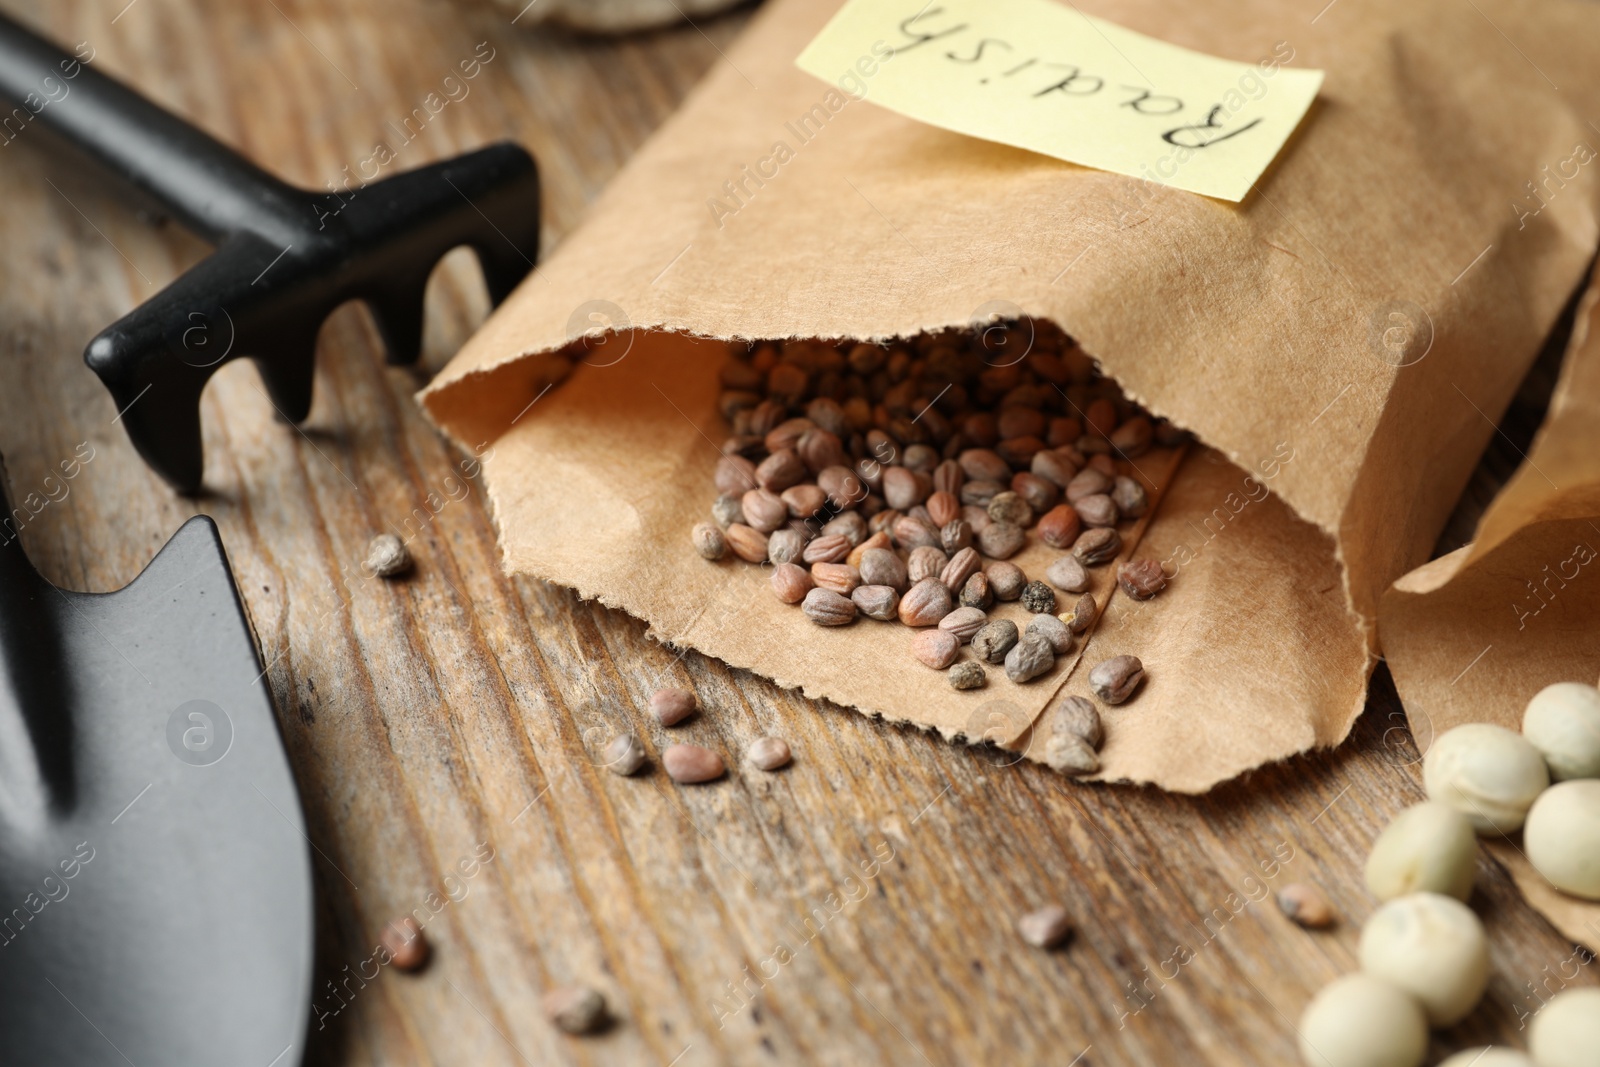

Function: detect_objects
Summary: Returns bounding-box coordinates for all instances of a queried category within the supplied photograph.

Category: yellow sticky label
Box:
[795,0,1323,201]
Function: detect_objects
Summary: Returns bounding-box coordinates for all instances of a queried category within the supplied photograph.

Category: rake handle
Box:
[0,11,302,244]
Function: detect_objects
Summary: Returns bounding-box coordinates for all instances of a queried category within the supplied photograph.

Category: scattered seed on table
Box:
[978,521,1026,560]
[894,514,942,550]
[898,577,954,627]
[691,522,727,561]
[937,606,987,644]
[1036,504,1082,549]
[543,986,608,1034]
[1072,527,1121,566]
[1089,655,1144,704]
[711,494,745,529]
[811,561,861,596]
[1016,905,1073,949]
[1055,695,1103,748]
[1026,614,1073,654]
[380,916,429,972]
[851,584,900,621]
[662,744,725,783]
[1117,558,1167,600]
[986,491,1033,528]
[365,534,411,578]
[913,629,961,669]
[803,587,858,626]
[1019,580,1056,615]
[725,523,769,563]
[1005,633,1055,683]
[802,533,852,565]
[1277,883,1336,928]
[1073,493,1119,528]
[949,661,986,690]
[940,518,973,554]
[940,547,982,591]
[858,547,909,591]
[1046,556,1090,593]
[972,619,1020,664]
[603,733,647,776]
[907,545,949,583]
[649,688,697,726]
[1065,467,1112,503]
[846,530,891,569]
[747,736,792,771]
[986,562,1026,601]
[1042,733,1097,775]
[822,510,867,546]
[1067,592,1097,634]
[1111,476,1148,519]
[771,562,814,604]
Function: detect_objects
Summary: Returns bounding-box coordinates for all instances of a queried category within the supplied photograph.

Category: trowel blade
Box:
[0,515,313,1066]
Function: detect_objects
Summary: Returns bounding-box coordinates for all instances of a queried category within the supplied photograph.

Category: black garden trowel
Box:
[0,471,313,1065]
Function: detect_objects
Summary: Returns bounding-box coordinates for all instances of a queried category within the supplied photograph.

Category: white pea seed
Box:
[746,736,792,771]
[1436,1050,1535,1067]
[1522,682,1600,781]
[1528,987,1600,1067]
[1357,892,1488,1027]
[1423,723,1549,834]
[1297,973,1427,1067]
[1522,779,1600,900]
[365,533,412,578]
[1016,905,1073,949]
[1364,801,1478,902]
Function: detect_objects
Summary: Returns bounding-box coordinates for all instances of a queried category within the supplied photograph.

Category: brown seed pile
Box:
[697,322,1182,691]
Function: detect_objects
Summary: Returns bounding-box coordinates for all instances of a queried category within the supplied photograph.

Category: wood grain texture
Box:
[0,2,1592,1064]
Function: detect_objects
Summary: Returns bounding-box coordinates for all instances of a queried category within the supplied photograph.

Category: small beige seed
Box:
[1046,556,1090,593]
[1054,695,1102,748]
[1089,655,1144,704]
[1276,882,1336,928]
[858,547,909,591]
[1005,633,1055,683]
[767,528,804,565]
[987,562,1026,600]
[898,578,954,627]
[934,600,981,634]
[770,562,814,604]
[802,587,858,626]
[1026,614,1073,654]
[906,545,949,583]
[912,629,960,669]
[662,744,725,783]
[747,736,792,771]
[649,688,697,727]
[380,916,430,971]
[948,662,986,690]
[691,522,727,561]
[602,733,647,776]
[978,521,1026,560]
[1016,905,1073,949]
[1042,732,1098,775]
[725,524,769,563]
[1073,493,1119,528]
[543,986,607,1034]
[972,620,1020,664]
[366,534,412,578]
[940,547,983,592]
[811,562,860,596]
[851,584,900,621]
[1066,592,1097,633]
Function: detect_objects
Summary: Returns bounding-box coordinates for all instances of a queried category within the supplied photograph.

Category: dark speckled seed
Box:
[972,620,1020,664]
[1019,581,1056,615]
[949,662,986,690]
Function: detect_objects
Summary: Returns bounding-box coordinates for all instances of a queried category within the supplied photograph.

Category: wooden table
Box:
[2,2,1591,1063]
